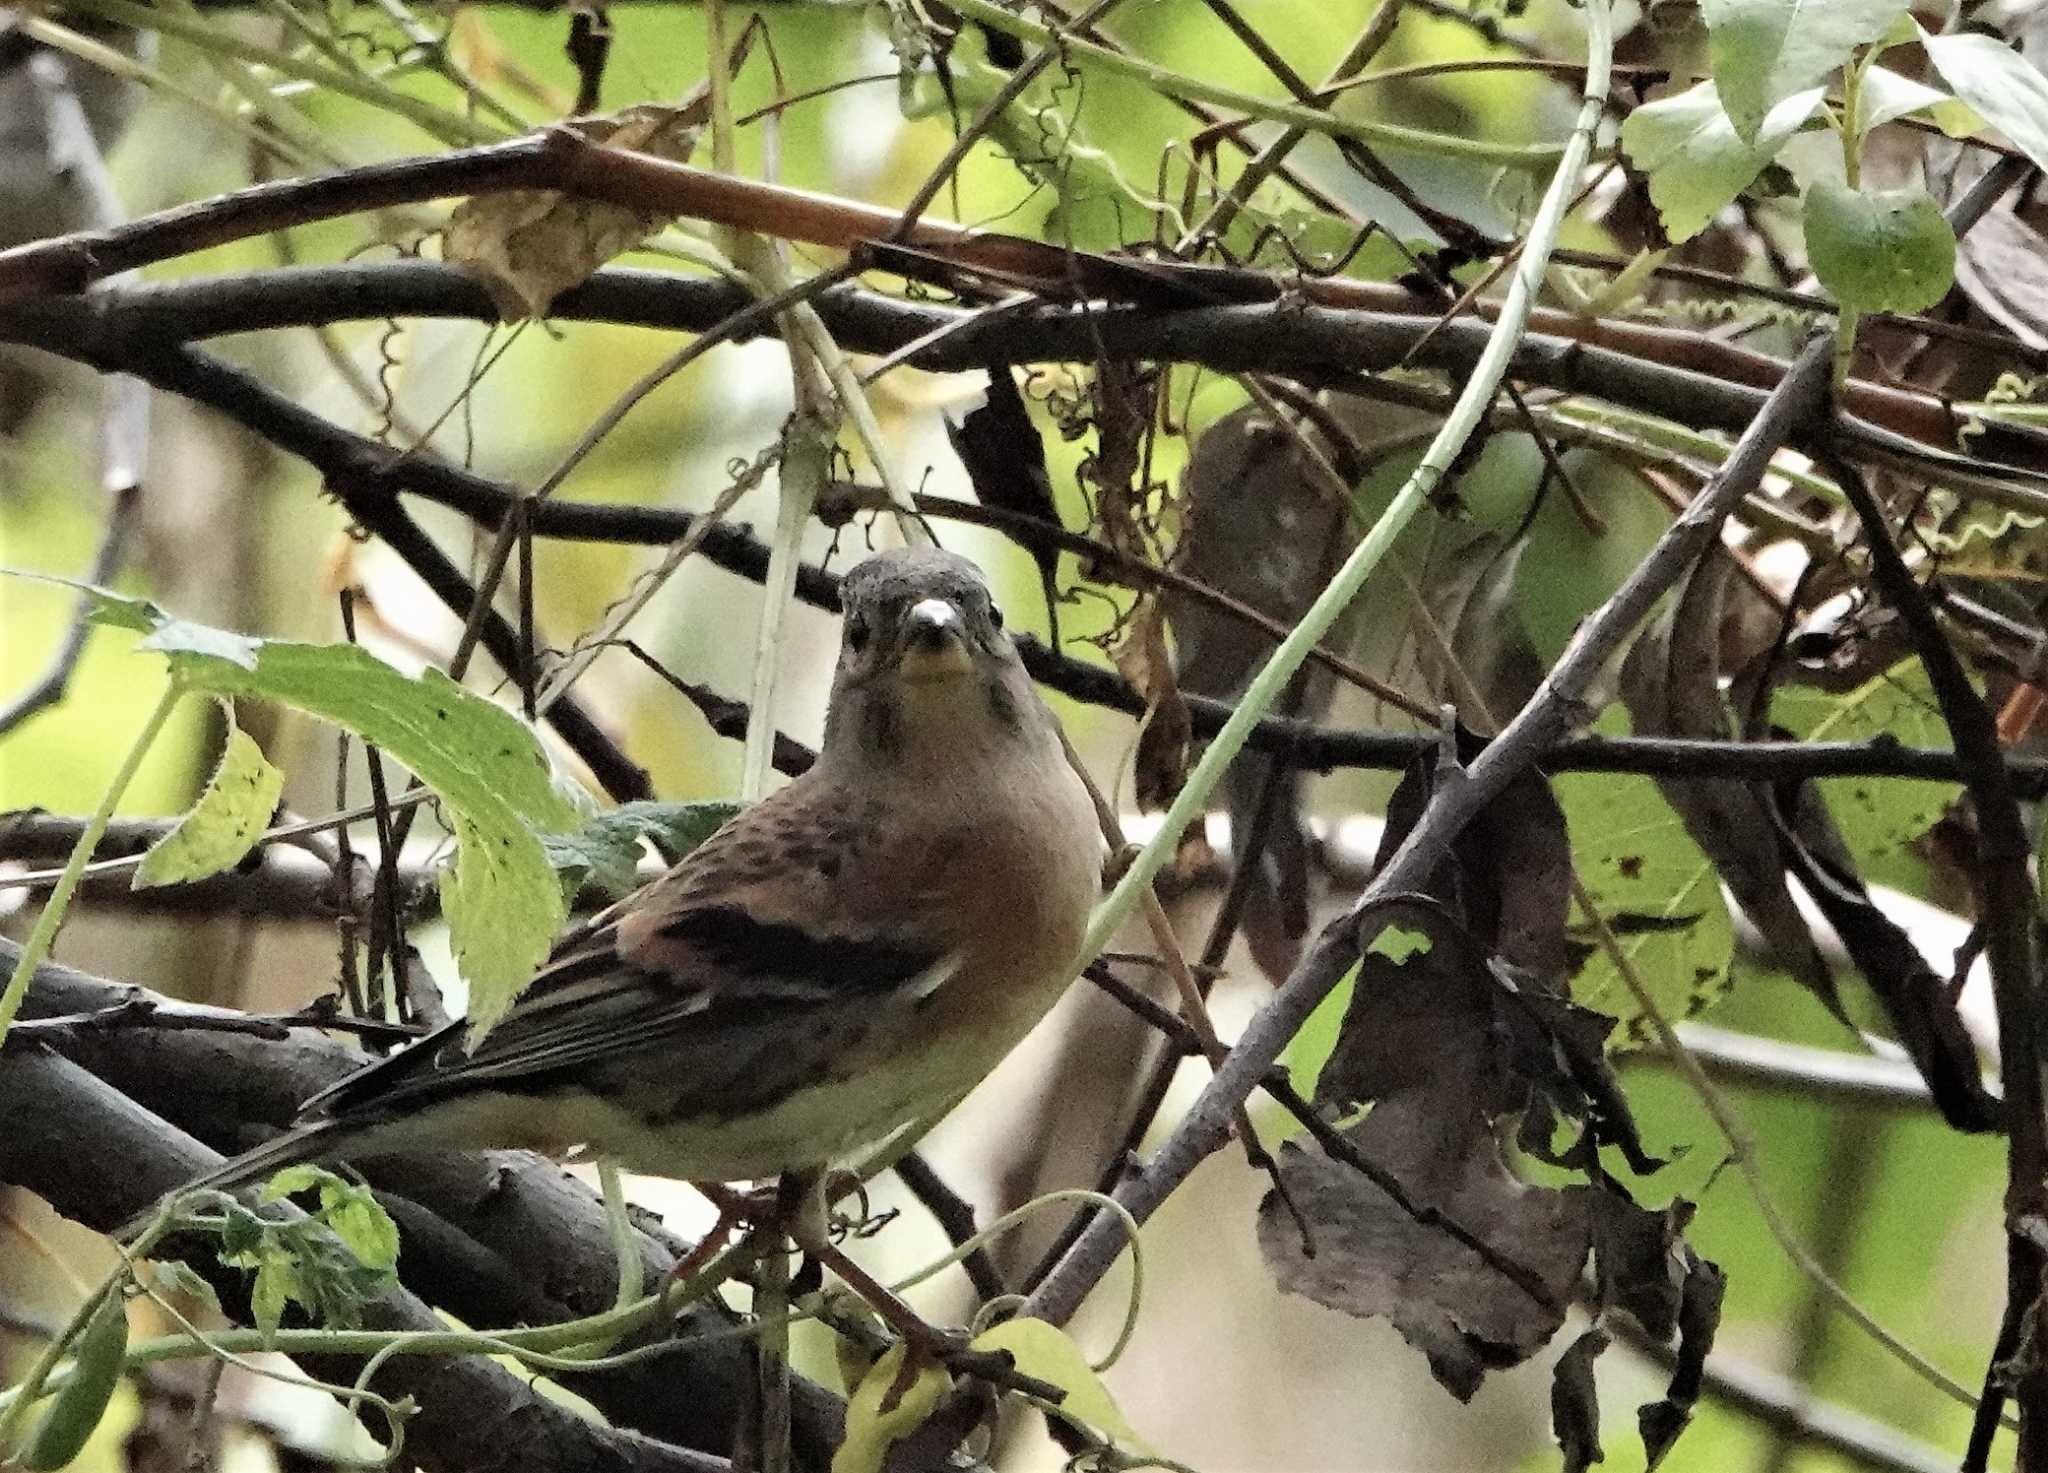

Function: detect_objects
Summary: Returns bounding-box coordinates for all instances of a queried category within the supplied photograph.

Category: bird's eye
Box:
[847,615,872,653]
[987,604,1004,631]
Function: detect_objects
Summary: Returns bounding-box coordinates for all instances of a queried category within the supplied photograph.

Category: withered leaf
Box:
[446,103,701,321]
[1768,777,2001,1131]
[1318,900,1493,1110]
[944,369,1064,637]
[1373,732,1575,983]
[1552,1328,1611,1473]
[1619,550,1843,1018]
[1257,1079,1593,1401]
[1589,1193,1691,1341]
[1111,593,1192,811]
[1170,402,1364,980]
[1417,534,1544,730]
[1639,1252,1725,1468]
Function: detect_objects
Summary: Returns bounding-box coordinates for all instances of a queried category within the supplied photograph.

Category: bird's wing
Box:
[298,777,962,1122]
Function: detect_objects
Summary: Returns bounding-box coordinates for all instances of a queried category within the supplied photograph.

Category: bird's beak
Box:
[897,597,973,681]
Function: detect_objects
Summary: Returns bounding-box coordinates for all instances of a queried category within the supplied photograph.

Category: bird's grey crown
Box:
[838,547,991,614]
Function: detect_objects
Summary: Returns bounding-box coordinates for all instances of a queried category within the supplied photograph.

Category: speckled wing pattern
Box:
[298,776,962,1127]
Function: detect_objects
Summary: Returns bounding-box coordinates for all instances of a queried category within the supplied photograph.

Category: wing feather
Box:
[297,777,961,1123]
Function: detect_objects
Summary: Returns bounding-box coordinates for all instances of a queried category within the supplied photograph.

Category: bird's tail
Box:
[116,1118,357,1243]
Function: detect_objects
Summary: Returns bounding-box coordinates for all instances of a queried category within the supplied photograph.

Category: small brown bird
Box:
[136,547,1102,1218]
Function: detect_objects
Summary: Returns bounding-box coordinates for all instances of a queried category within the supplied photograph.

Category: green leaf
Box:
[249,1250,300,1339]
[147,1261,221,1315]
[831,1344,951,1473]
[1855,65,1981,140]
[20,1292,128,1472]
[1772,660,1950,897]
[259,1164,332,1201]
[133,707,285,888]
[1804,180,1957,313]
[260,1165,400,1271]
[1620,81,1823,243]
[1920,26,2048,173]
[322,1184,401,1273]
[1558,711,1735,1046]
[1701,0,1909,141]
[969,1318,1149,1449]
[542,799,743,898]
[8,574,587,1038]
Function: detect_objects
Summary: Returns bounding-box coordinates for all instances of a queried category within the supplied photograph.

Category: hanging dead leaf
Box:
[1111,593,1191,811]
[944,369,1065,639]
[1417,533,1544,729]
[1638,1253,1725,1468]
[1551,1328,1610,1473]
[1619,550,1844,1019]
[1258,1073,1592,1401]
[445,103,703,320]
[1767,776,2001,1131]
[1169,402,1364,979]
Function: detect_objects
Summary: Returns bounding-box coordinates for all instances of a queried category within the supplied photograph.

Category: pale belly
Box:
[376,972,1067,1183]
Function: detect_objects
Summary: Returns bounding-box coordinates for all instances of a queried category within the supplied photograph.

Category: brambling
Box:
[132,547,1103,1220]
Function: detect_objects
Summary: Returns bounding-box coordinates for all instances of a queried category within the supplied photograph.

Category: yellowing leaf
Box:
[969,1318,1149,1450]
[831,1344,950,1473]
[133,708,284,888]
[446,104,701,320]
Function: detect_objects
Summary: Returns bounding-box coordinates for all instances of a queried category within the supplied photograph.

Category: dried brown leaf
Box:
[1418,534,1544,729]
[1257,1077,1592,1401]
[1552,1328,1611,1473]
[446,103,701,321]
[1169,402,1364,979]
[1111,594,1191,811]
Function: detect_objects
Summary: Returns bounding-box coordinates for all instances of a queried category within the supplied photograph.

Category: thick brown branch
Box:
[6,260,2043,479]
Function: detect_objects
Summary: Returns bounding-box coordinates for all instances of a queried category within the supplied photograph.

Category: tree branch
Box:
[6,259,2044,483]
[0,938,863,1470]
[1025,332,1838,1325]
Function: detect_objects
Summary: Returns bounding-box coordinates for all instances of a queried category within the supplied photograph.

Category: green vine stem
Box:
[0,683,180,1046]
[943,0,1578,168]
[48,0,500,148]
[1077,0,1616,968]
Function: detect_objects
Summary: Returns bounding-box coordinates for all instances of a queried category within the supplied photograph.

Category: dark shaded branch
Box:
[1823,448,2048,1468]
[0,1047,732,1473]
[0,939,862,1470]
[7,259,2045,481]
[892,1153,1009,1303]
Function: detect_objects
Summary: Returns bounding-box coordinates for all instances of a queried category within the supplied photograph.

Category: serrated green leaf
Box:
[542,799,744,897]
[1621,81,1824,242]
[250,1251,298,1338]
[1805,180,1956,313]
[832,1343,951,1473]
[133,709,284,888]
[3,570,585,1031]
[1921,26,2048,174]
[1701,0,1909,141]
[323,1185,401,1272]
[969,1318,1149,1449]
[259,1164,331,1202]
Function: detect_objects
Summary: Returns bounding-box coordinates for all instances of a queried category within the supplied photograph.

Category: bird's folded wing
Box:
[298,918,958,1119]
[297,776,966,1120]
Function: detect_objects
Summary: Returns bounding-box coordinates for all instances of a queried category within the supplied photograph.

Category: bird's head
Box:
[824,547,1037,762]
